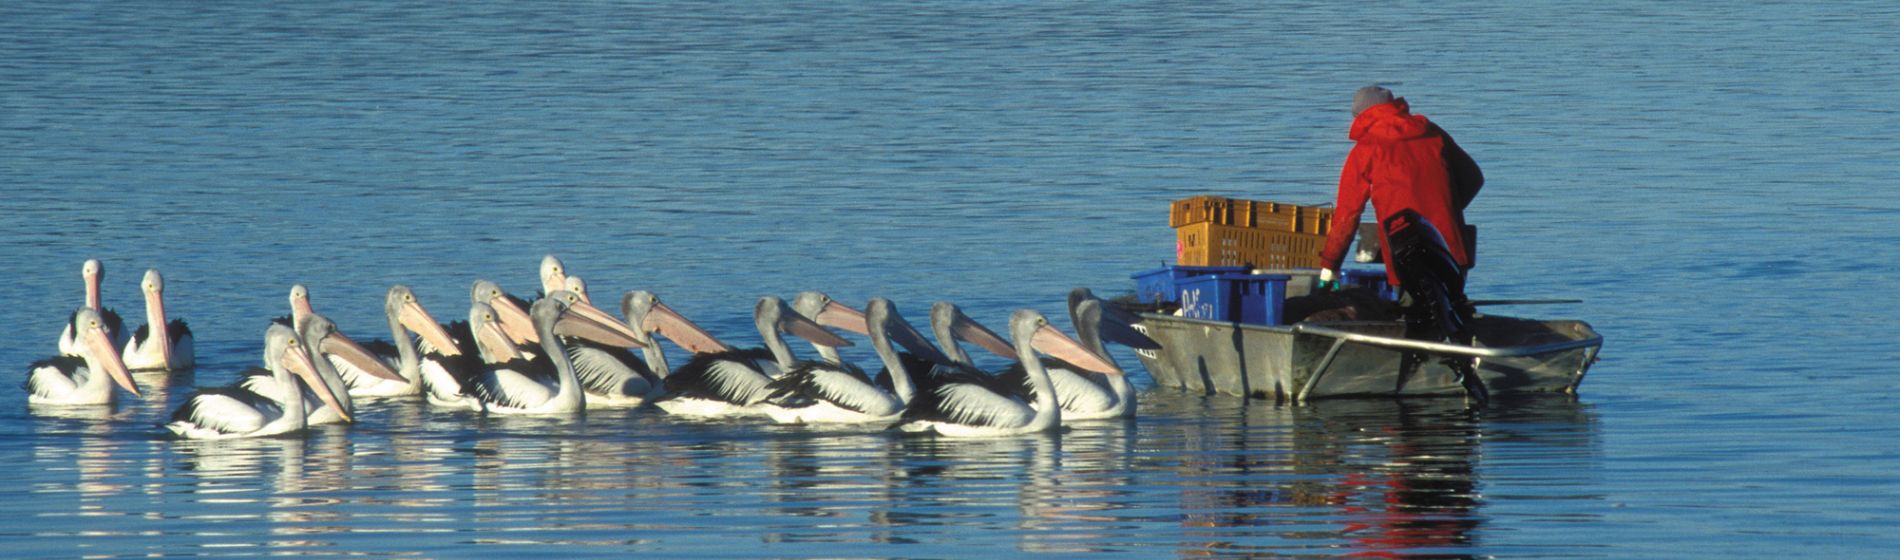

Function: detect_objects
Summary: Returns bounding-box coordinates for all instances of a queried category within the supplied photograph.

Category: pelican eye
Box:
[89,320,99,328]
[405,294,415,302]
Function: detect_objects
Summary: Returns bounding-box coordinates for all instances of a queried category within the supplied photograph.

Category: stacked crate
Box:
[1171,196,1333,269]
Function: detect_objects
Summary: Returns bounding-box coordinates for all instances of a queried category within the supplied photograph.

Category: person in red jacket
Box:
[1318,86,1489,404]
[1318,86,1482,285]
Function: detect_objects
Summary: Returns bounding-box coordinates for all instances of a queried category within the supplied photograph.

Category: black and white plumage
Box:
[995,289,1160,421]
[121,269,194,371]
[28,308,140,406]
[763,297,952,425]
[56,259,126,357]
[464,290,645,415]
[896,309,1121,437]
[164,323,347,440]
[654,296,853,418]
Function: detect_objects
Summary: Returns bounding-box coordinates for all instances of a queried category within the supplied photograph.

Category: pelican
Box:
[463,290,646,415]
[57,259,125,356]
[896,309,1119,438]
[121,269,194,371]
[27,308,140,406]
[163,323,350,440]
[996,291,1159,421]
[331,286,459,398]
[240,313,406,426]
[763,298,953,425]
[653,296,853,418]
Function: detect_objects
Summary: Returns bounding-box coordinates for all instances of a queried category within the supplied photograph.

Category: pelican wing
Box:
[168,388,279,436]
[905,381,1033,429]
[234,367,290,401]
[663,348,777,405]
[24,356,85,398]
[564,340,652,395]
[767,361,898,415]
[467,358,557,410]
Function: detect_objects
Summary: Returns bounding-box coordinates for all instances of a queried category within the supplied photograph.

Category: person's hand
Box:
[1317,268,1340,291]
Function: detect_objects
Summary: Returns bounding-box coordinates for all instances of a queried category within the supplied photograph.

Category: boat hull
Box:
[1132,314,1601,403]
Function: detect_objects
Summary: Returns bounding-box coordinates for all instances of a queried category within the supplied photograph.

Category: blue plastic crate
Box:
[1342,269,1401,301]
[1130,265,1247,304]
[1176,273,1289,325]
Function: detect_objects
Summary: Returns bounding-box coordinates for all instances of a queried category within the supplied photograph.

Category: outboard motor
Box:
[1383,210,1488,405]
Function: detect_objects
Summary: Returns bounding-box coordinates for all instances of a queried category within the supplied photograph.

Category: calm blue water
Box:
[4,1,1898,557]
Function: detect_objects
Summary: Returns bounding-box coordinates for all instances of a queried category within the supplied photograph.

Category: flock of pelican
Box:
[28,256,1160,439]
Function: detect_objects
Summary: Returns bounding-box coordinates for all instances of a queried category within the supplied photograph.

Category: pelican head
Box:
[266,322,349,423]
[1010,309,1120,375]
[539,254,568,296]
[622,290,727,354]
[72,307,138,397]
[386,285,458,356]
[793,291,869,336]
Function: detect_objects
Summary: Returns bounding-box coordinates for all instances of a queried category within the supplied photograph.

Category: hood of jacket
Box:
[1348,98,1433,143]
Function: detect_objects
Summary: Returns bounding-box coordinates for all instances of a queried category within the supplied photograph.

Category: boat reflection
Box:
[1147,392,1601,557]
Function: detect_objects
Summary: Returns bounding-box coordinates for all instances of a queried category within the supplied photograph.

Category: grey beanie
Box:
[1351,86,1394,117]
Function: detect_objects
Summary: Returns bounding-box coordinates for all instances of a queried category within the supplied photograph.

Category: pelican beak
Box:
[321,331,405,382]
[952,311,1016,360]
[565,299,645,348]
[151,289,174,370]
[475,317,521,362]
[490,296,539,345]
[553,303,645,348]
[85,324,138,398]
[1031,324,1120,375]
[291,294,315,329]
[399,301,460,356]
[646,302,729,354]
[1095,304,1161,350]
[812,301,869,336]
[285,342,351,423]
[781,310,853,348]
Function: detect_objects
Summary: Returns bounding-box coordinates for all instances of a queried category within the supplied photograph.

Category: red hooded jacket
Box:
[1319,99,1480,285]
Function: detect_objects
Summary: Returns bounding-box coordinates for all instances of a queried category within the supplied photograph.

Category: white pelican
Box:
[57,259,125,356]
[332,285,459,398]
[463,290,645,415]
[164,323,349,440]
[653,296,853,418]
[896,309,1119,438]
[121,269,194,371]
[928,301,1016,368]
[791,291,864,366]
[995,289,1160,421]
[240,313,405,426]
[27,308,140,406]
[763,298,953,425]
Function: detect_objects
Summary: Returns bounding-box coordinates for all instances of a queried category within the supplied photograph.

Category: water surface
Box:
[3,1,1897,557]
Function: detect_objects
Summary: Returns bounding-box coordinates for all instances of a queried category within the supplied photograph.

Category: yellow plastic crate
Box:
[1169,195,1333,234]
[1176,222,1329,269]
